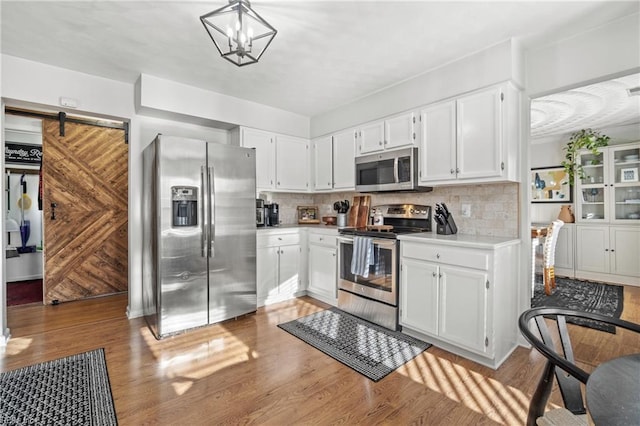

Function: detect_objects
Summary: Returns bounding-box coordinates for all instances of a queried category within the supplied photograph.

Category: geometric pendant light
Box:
[200,0,277,67]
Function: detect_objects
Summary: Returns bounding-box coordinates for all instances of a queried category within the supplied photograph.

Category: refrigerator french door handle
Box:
[393,157,399,183]
[208,166,215,258]
[200,166,207,258]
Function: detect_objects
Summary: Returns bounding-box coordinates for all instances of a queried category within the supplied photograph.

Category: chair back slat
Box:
[534,315,586,415]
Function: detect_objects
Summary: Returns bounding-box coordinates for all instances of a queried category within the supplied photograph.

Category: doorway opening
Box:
[4,107,129,310]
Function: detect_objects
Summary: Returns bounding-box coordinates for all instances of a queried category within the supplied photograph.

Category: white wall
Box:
[527,13,640,98]
[137,74,310,138]
[311,38,524,138]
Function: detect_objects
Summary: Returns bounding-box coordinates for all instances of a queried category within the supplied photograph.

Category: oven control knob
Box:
[421,210,427,215]
[410,209,415,214]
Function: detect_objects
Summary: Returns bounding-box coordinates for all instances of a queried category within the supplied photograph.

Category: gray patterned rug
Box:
[278,307,430,382]
[532,275,624,333]
[0,348,117,425]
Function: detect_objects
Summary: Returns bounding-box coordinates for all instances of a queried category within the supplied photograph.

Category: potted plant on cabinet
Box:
[561,128,610,185]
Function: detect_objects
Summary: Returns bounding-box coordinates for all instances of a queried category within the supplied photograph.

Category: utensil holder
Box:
[337,213,347,228]
[436,213,458,235]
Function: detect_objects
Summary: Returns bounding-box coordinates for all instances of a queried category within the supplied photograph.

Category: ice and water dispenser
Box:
[171,186,198,227]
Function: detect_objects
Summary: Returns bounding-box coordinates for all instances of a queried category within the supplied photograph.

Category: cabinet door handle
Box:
[611,249,615,252]
[432,272,437,277]
[50,203,57,220]
[436,253,440,259]
[450,169,455,174]
[605,249,609,252]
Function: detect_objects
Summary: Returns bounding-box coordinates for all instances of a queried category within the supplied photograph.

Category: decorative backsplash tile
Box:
[262,182,519,238]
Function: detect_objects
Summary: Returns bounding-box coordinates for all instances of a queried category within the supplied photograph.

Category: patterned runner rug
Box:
[278,307,430,382]
[532,275,624,333]
[0,348,117,425]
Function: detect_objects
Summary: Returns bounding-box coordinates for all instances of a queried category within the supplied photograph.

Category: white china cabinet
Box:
[575,142,640,286]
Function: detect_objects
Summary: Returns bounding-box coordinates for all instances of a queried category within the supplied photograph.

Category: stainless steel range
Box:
[337,204,431,330]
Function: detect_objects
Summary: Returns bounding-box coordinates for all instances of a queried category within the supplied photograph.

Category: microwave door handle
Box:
[393,157,399,183]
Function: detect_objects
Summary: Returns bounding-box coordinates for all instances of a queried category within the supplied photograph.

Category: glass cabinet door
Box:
[610,144,640,223]
[577,149,608,222]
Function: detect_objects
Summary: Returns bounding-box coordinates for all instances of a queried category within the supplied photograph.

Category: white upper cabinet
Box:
[385,112,417,150]
[332,129,356,190]
[457,87,503,180]
[242,127,276,190]
[239,127,309,192]
[420,100,457,181]
[313,136,333,191]
[276,134,309,191]
[419,82,520,186]
[357,121,385,155]
[356,111,416,156]
[312,129,355,192]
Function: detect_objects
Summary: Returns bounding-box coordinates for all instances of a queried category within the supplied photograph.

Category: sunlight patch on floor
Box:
[397,351,531,424]
[1,337,32,356]
[141,326,255,396]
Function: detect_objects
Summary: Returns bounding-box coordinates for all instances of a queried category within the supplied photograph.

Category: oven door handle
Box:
[372,239,396,249]
[338,235,395,250]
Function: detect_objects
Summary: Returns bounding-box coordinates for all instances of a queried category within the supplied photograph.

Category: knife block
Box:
[436,213,458,235]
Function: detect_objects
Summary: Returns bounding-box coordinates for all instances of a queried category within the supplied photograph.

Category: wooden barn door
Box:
[42,118,128,304]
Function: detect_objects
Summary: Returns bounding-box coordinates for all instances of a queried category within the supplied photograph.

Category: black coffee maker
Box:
[265,203,279,227]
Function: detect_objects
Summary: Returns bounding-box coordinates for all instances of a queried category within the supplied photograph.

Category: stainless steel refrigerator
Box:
[142,134,256,339]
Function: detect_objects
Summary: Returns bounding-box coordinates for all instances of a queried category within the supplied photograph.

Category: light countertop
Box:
[398,232,520,250]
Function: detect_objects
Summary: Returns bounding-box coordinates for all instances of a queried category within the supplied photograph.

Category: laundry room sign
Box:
[5,143,42,165]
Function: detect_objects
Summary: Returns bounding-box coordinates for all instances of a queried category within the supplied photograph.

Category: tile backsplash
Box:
[262,182,519,238]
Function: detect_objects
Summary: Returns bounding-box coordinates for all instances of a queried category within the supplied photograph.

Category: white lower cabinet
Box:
[257,231,303,307]
[307,231,338,305]
[576,225,640,286]
[399,237,519,369]
[439,265,488,354]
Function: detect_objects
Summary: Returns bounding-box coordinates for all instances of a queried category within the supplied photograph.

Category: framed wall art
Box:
[297,206,320,224]
[620,167,639,183]
[531,166,573,203]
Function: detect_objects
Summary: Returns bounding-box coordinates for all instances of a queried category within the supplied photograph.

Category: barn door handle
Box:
[51,203,57,220]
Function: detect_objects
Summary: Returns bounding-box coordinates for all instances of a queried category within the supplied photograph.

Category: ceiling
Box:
[531,73,640,141]
[1,1,639,118]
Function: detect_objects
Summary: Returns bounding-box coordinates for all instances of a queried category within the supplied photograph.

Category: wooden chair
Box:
[542,220,564,295]
[518,307,640,426]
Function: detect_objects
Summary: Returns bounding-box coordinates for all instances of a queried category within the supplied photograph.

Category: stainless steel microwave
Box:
[355,147,431,192]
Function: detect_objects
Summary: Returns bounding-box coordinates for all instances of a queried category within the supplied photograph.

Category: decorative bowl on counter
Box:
[322,216,337,225]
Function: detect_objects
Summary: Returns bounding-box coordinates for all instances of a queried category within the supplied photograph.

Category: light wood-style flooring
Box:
[2,287,640,425]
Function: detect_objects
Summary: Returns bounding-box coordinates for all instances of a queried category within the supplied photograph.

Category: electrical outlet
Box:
[461,204,471,218]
